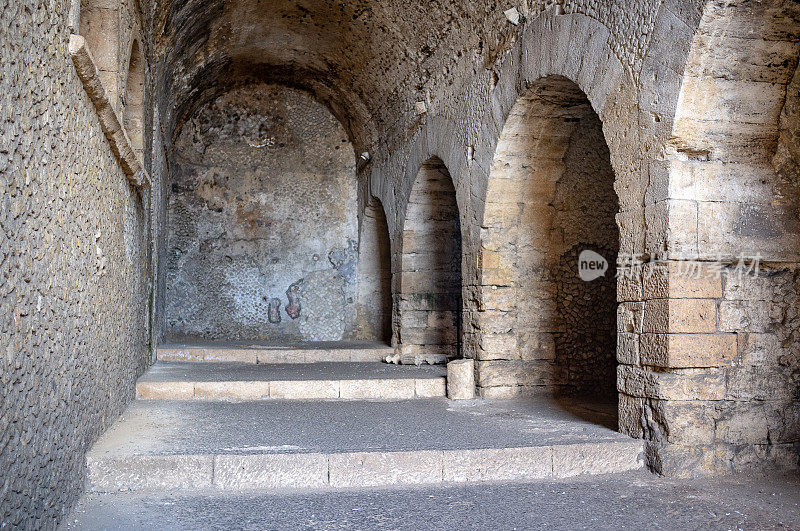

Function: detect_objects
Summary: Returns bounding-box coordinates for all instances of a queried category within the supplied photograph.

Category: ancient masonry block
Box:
[447,359,475,400]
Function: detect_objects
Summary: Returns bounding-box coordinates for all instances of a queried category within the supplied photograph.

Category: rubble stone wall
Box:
[0,0,154,526]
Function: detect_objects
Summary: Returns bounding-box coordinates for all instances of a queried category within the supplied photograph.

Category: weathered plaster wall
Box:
[0,0,153,526]
[165,83,370,343]
[398,159,462,363]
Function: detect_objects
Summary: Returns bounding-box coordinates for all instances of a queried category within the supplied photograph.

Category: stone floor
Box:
[89,397,623,456]
[64,470,800,530]
[85,397,642,492]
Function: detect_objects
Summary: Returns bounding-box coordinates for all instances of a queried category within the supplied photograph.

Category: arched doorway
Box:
[356,197,393,343]
[479,76,619,404]
[398,157,462,365]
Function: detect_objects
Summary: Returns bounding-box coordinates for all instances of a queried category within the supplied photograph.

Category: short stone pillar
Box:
[447,359,475,400]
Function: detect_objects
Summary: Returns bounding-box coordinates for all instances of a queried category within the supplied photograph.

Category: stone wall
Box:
[356,198,393,342]
[476,76,618,398]
[398,159,462,363]
[551,100,618,398]
[165,83,387,343]
[0,0,153,526]
[615,0,800,476]
[617,262,800,475]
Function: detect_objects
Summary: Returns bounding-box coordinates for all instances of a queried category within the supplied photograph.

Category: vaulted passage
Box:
[479,76,619,401]
[399,158,462,364]
[10,0,800,525]
[165,83,388,343]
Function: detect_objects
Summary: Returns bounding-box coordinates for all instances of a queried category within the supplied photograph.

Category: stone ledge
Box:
[68,34,149,188]
[136,377,447,400]
[156,345,394,363]
[87,441,644,492]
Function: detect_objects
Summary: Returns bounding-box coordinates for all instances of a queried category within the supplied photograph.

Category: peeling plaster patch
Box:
[225,266,272,325]
[268,298,282,323]
[329,239,358,284]
[286,279,303,319]
[296,270,348,341]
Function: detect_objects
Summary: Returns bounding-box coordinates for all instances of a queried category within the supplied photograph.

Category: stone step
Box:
[136,362,446,401]
[86,398,644,493]
[157,341,395,364]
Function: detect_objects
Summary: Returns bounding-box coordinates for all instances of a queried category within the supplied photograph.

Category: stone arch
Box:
[477,75,619,399]
[356,196,393,343]
[124,40,145,156]
[464,11,642,401]
[398,157,462,364]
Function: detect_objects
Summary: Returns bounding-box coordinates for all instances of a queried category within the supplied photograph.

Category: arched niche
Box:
[398,157,462,364]
[478,75,619,401]
[124,40,145,155]
[165,83,364,343]
[355,197,393,343]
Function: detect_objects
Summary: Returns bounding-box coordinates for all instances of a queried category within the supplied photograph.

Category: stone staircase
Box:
[85,344,645,493]
[136,361,446,401]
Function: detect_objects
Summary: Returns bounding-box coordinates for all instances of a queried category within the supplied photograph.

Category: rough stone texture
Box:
[142,0,800,483]
[165,83,386,344]
[6,0,800,525]
[0,0,157,526]
[398,158,462,363]
[68,34,147,186]
[356,198,393,342]
[446,359,475,400]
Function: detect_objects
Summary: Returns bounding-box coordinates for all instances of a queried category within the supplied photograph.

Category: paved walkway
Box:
[64,471,800,530]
